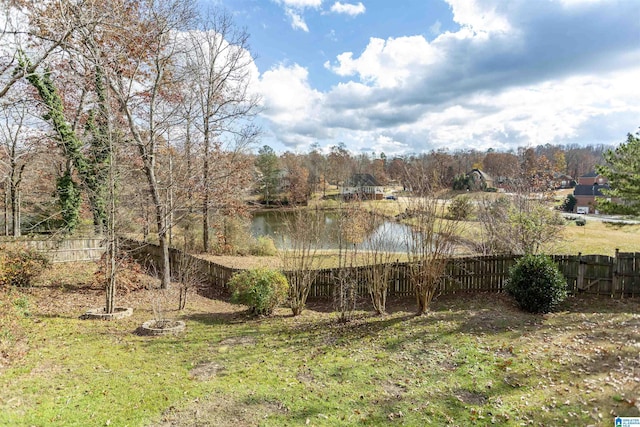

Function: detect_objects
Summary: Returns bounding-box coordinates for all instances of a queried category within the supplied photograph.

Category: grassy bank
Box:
[0,263,638,426]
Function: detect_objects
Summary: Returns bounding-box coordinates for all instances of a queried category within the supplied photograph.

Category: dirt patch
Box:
[153,396,287,427]
[218,336,256,346]
[454,389,488,405]
[382,381,406,398]
[189,362,225,380]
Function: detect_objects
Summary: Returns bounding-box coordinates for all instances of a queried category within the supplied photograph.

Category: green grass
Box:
[1,268,639,426]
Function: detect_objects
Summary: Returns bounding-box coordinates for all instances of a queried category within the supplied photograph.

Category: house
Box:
[572,172,609,214]
[468,169,494,190]
[342,173,384,200]
[552,172,574,189]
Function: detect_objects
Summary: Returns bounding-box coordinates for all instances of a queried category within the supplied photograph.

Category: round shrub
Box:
[506,254,567,313]
[0,246,51,288]
[228,268,289,316]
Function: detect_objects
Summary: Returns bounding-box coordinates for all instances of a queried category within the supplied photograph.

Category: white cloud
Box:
[445,0,512,33]
[273,0,322,32]
[285,8,309,32]
[259,64,322,121]
[257,0,640,153]
[330,2,366,16]
[325,36,439,88]
[277,0,322,7]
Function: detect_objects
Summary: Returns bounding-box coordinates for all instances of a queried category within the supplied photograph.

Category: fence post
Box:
[612,248,620,299]
[577,252,585,291]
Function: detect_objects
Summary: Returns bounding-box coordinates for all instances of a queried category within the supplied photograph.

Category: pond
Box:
[251,210,413,252]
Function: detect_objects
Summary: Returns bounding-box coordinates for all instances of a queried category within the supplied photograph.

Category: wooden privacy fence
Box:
[119,239,640,299]
[0,237,105,263]
[120,238,241,289]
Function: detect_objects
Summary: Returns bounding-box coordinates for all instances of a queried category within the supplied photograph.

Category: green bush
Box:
[250,236,278,256]
[506,254,567,313]
[0,246,51,288]
[228,268,289,315]
[448,195,474,220]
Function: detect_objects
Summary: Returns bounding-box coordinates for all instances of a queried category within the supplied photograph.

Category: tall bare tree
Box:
[0,100,39,236]
[105,0,197,288]
[182,10,260,252]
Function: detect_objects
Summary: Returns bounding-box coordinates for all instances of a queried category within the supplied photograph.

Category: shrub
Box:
[250,236,278,256]
[228,268,289,315]
[575,218,586,226]
[561,194,577,212]
[448,195,474,220]
[506,254,567,313]
[0,246,50,288]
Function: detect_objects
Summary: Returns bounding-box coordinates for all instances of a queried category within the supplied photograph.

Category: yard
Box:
[0,263,639,426]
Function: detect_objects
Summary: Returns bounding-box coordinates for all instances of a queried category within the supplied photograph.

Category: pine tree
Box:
[597,131,640,215]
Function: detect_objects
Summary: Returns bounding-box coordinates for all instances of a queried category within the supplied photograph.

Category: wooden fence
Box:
[0,237,106,263]
[121,239,640,299]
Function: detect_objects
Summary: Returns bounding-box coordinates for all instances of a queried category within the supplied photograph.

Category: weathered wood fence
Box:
[0,237,106,263]
[120,239,640,299]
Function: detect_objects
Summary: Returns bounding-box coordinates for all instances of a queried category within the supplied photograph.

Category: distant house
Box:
[552,172,574,189]
[342,173,384,200]
[572,172,609,214]
[468,169,494,190]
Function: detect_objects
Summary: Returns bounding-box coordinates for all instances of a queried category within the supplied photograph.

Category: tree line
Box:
[254,142,609,205]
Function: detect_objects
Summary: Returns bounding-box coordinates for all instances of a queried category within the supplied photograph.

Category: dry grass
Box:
[553,220,640,256]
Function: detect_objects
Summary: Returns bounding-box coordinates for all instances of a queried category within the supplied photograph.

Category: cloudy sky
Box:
[214,0,640,156]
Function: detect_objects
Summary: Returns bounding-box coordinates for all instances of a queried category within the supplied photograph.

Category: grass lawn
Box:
[1,263,639,426]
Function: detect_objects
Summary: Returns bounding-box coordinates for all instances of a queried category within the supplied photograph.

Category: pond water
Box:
[250,210,412,252]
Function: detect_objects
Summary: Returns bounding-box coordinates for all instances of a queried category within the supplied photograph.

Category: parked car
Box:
[385,195,397,200]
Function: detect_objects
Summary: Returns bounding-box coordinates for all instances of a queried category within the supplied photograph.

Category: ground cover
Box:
[0,263,638,426]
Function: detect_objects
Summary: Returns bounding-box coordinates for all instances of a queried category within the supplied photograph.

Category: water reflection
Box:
[251,210,412,252]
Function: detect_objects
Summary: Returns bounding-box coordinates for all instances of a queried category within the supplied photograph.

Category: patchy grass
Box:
[0,262,638,426]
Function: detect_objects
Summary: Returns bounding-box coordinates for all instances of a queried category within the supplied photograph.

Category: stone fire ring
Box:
[138,320,186,336]
[81,307,133,320]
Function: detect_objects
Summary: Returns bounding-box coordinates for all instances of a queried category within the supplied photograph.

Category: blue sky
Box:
[211,0,640,156]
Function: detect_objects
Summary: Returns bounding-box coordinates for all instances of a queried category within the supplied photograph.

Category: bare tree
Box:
[362,213,399,315]
[280,207,322,316]
[106,0,197,288]
[182,10,260,252]
[404,170,464,315]
[332,201,368,322]
[0,100,39,236]
[475,192,565,255]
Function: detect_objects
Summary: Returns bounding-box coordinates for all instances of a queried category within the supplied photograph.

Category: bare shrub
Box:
[333,202,369,322]
[404,175,464,315]
[475,193,565,255]
[362,214,399,315]
[280,208,322,316]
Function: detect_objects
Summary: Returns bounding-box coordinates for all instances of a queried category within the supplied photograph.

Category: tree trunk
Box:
[202,123,210,253]
[146,164,171,289]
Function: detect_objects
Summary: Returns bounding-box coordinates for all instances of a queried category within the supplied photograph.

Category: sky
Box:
[211,0,640,156]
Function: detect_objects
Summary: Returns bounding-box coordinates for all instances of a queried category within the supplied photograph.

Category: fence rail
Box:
[120,239,640,299]
[0,237,106,263]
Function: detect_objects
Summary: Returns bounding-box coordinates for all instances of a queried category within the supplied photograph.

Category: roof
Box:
[579,171,599,178]
[469,169,493,182]
[347,173,381,187]
[573,184,609,197]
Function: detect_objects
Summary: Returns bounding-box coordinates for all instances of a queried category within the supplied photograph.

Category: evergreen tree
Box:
[597,131,640,215]
[256,145,280,205]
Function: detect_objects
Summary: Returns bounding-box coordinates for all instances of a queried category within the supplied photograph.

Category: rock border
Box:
[137,319,186,336]
[81,307,133,320]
